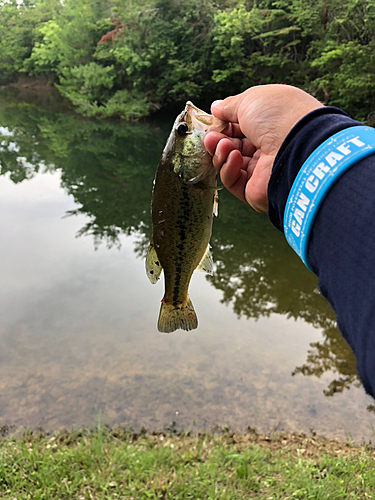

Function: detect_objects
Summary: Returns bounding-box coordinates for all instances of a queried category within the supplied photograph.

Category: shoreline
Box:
[5,74,57,93]
[2,424,373,453]
[2,426,374,498]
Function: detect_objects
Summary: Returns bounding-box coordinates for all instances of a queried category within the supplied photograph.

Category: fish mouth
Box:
[185,101,227,133]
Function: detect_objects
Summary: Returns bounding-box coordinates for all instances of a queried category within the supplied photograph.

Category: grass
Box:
[0,425,374,499]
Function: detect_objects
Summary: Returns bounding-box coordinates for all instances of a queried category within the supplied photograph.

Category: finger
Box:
[244,153,274,213]
[229,123,244,138]
[204,131,223,156]
[219,150,249,204]
[205,133,256,159]
[211,137,239,172]
[205,133,240,159]
[240,138,256,157]
[219,122,243,138]
[211,94,245,124]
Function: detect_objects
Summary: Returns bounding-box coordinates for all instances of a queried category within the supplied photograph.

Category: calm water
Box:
[0,89,374,442]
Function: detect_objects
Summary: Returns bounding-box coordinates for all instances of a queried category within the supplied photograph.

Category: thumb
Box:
[211,94,244,123]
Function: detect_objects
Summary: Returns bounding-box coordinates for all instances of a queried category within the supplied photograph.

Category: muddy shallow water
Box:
[0,89,374,443]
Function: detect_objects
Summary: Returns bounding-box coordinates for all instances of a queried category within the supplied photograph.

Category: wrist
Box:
[267,107,362,232]
[284,126,375,269]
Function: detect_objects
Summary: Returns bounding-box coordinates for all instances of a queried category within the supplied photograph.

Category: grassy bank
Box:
[0,427,374,499]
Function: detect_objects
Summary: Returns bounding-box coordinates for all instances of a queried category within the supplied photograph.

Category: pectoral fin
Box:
[146,242,163,284]
[213,190,219,217]
[197,244,213,275]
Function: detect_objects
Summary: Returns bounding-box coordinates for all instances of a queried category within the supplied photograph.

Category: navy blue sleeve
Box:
[267,107,375,397]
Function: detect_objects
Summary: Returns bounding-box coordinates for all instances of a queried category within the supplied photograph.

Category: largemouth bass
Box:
[146,101,227,333]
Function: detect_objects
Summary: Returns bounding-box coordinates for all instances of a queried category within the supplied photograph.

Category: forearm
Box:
[268,108,375,396]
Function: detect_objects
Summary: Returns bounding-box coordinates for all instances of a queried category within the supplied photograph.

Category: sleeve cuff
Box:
[267,106,362,231]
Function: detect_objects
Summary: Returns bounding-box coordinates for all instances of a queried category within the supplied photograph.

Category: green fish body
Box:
[146,101,226,333]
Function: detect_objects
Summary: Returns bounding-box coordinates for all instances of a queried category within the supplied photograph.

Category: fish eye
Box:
[176,123,189,136]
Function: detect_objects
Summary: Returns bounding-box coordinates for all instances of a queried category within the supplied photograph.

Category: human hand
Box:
[204,84,323,212]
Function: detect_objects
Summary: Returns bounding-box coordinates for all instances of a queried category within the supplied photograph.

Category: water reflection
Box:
[292,326,360,397]
[0,89,165,249]
[207,193,360,399]
[0,89,371,436]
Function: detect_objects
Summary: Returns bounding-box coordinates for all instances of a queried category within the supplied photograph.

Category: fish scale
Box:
[146,101,227,333]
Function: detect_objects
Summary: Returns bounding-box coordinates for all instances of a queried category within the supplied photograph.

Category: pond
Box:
[0,88,374,443]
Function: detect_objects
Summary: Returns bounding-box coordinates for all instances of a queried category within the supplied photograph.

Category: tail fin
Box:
[158,297,198,333]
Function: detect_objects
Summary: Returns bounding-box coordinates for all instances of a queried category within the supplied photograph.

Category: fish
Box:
[146,101,227,333]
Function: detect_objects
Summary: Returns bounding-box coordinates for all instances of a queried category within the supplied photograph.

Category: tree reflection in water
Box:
[0,88,362,400]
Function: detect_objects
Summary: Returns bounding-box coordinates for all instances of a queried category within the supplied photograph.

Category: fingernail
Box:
[212,100,223,108]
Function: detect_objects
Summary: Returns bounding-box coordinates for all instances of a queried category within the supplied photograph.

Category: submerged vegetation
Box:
[0,0,374,121]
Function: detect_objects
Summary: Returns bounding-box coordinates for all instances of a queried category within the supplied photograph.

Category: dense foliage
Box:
[0,0,374,120]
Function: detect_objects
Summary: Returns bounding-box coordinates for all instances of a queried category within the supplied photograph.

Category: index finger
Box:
[204,132,256,158]
[220,122,244,138]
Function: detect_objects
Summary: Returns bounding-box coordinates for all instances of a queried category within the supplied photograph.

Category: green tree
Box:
[307,0,375,118]
[23,0,102,77]
[0,0,373,119]
[0,1,35,78]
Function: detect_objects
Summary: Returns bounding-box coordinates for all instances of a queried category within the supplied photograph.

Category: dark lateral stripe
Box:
[172,185,190,306]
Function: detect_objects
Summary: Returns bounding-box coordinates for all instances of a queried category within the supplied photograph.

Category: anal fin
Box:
[197,244,213,275]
